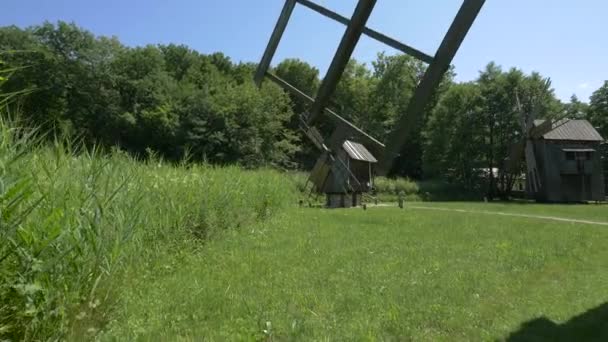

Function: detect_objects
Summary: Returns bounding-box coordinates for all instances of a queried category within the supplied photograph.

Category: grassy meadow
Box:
[0,120,296,340]
[102,204,608,341]
[406,201,608,222]
[2,121,608,340]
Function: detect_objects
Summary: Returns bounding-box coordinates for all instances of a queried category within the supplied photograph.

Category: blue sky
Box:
[3,0,607,102]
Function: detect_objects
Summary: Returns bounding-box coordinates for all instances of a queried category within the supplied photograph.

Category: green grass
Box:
[3,114,608,340]
[102,204,608,341]
[0,120,296,340]
[407,201,608,222]
[4,119,607,340]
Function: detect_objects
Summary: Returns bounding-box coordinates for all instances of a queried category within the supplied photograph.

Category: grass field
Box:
[407,201,608,222]
[102,203,608,341]
[3,120,608,341]
[0,121,296,340]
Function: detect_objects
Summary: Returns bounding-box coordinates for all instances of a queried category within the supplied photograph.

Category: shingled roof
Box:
[534,119,604,142]
[342,140,377,163]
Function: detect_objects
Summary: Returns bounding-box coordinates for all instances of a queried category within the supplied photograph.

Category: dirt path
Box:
[370,204,608,226]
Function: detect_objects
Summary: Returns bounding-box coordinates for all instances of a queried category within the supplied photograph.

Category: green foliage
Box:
[588,81,608,139]
[2,21,600,188]
[274,58,320,116]
[0,119,298,340]
[372,53,454,177]
[370,53,425,136]
[565,94,589,119]
[0,22,298,168]
[374,177,419,197]
[424,82,484,184]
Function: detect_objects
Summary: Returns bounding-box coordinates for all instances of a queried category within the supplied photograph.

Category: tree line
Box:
[1,21,607,190]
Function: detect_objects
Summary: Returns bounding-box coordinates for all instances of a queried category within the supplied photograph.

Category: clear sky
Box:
[3,0,607,102]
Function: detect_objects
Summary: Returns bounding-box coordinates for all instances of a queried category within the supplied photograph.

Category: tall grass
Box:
[0,118,297,340]
[374,177,420,197]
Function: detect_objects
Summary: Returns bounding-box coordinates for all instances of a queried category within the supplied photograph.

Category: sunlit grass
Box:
[103,205,608,340]
[407,201,608,222]
[0,119,296,340]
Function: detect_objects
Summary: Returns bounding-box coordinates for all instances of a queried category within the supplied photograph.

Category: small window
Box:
[566,152,575,160]
[586,151,593,160]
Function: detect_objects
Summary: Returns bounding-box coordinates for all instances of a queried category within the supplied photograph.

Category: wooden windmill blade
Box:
[308,152,331,193]
[529,119,553,138]
[264,72,384,152]
[254,0,486,177]
[524,139,541,193]
[514,89,543,194]
[379,0,486,174]
[506,139,525,173]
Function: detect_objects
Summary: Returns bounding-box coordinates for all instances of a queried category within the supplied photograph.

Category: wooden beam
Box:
[307,0,377,125]
[265,72,385,150]
[296,0,433,64]
[254,0,297,86]
[379,0,485,175]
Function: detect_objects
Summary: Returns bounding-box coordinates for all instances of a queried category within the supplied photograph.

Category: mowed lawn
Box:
[103,203,608,341]
[405,201,608,222]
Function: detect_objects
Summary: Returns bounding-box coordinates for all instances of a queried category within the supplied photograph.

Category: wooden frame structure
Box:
[255,0,485,206]
[255,0,485,175]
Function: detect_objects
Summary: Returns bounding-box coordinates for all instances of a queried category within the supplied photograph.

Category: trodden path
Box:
[369,204,608,226]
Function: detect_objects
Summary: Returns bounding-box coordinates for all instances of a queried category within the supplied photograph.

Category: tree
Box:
[424,82,485,187]
[370,53,424,139]
[332,59,376,131]
[180,80,297,167]
[159,44,198,82]
[371,53,452,178]
[0,22,300,167]
[588,81,608,138]
[588,81,608,176]
[272,59,321,169]
[564,94,589,119]
[0,21,575,177]
[274,58,320,116]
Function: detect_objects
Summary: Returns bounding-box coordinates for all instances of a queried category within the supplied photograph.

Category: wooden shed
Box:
[308,140,377,208]
[530,119,605,202]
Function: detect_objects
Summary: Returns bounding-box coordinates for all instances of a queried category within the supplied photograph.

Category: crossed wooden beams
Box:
[255,0,485,174]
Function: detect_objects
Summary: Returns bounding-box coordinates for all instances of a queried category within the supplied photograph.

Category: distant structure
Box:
[531,119,605,202]
[308,140,377,208]
[510,119,605,202]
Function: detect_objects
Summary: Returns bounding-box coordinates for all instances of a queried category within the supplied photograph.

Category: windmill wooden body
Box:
[508,114,605,202]
[255,0,485,207]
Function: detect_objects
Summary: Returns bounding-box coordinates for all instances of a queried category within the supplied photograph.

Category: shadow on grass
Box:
[505,303,608,342]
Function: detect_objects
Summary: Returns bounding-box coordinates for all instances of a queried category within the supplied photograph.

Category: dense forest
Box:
[1,21,607,187]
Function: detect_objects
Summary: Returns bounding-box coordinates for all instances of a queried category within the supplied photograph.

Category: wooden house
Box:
[530,119,605,202]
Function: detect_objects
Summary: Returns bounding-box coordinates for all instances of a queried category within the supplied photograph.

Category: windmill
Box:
[506,89,603,201]
[255,0,486,207]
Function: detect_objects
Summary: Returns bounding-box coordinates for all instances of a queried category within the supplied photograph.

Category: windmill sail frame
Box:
[254,0,485,205]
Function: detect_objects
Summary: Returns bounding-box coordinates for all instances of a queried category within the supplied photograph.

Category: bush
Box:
[374,177,419,196]
[417,179,483,201]
[0,120,297,340]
